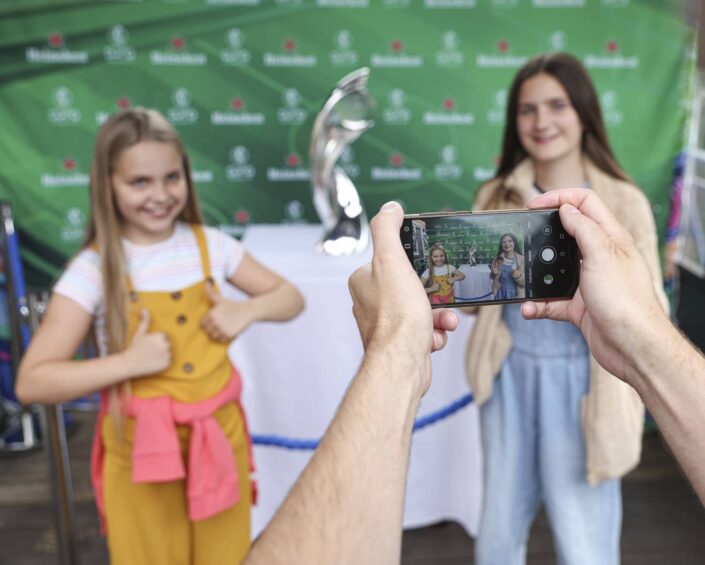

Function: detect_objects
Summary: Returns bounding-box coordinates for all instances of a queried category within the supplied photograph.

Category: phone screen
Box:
[400,209,579,308]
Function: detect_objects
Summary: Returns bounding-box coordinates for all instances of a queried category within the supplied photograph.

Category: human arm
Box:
[449,266,465,282]
[200,251,305,342]
[521,188,705,503]
[244,201,458,565]
[511,254,525,287]
[16,295,170,405]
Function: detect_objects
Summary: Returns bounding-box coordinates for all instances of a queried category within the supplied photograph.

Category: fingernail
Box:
[564,203,580,214]
[433,332,442,349]
[380,201,398,211]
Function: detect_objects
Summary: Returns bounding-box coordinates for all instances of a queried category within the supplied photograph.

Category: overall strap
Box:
[191,224,212,281]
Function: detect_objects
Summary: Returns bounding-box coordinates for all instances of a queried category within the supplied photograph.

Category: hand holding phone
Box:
[400,208,580,308]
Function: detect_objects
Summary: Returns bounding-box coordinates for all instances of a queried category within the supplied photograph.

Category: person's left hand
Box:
[201,283,255,342]
[348,202,458,393]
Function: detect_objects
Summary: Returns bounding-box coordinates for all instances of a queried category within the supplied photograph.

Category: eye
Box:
[518,105,535,116]
[550,99,569,111]
[166,170,182,183]
[130,176,149,187]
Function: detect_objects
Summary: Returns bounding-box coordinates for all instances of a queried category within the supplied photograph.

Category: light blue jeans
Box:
[475,305,621,565]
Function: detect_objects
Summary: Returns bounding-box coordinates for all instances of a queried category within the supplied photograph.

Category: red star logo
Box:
[48,33,64,48]
[606,40,618,53]
[231,97,245,110]
[117,97,131,110]
[171,37,186,50]
[235,210,250,224]
[390,153,403,167]
[443,98,455,111]
[284,38,296,52]
[63,158,76,171]
[391,40,403,52]
[498,39,509,53]
[287,154,299,167]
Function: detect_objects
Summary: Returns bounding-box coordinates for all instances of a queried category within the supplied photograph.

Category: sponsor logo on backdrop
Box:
[384,0,412,5]
[219,210,250,239]
[96,97,132,125]
[371,153,422,181]
[491,0,519,6]
[211,97,266,126]
[192,169,214,183]
[585,40,638,69]
[330,30,359,66]
[473,165,495,182]
[206,0,260,5]
[424,0,476,8]
[371,39,423,68]
[382,89,412,124]
[277,89,308,125]
[104,25,136,63]
[549,30,566,50]
[476,39,527,68]
[226,146,256,181]
[276,0,303,3]
[600,91,623,125]
[434,146,463,180]
[48,87,81,125]
[27,32,90,64]
[283,200,307,223]
[436,31,464,67]
[263,38,317,67]
[340,147,360,179]
[220,29,251,65]
[532,0,585,6]
[487,89,507,125]
[60,207,85,242]
[41,157,89,188]
[168,88,198,124]
[267,154,311,182]
[150,37,207,66]
[317,0,368,6]
[423,98,474,126]
[602,0,629,5]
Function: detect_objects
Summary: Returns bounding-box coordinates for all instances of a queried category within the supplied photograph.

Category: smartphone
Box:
[400,209,579,308]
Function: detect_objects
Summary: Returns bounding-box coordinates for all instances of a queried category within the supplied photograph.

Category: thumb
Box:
[558,203,612,261]
[135,309,151,335]
[205,281,222,304]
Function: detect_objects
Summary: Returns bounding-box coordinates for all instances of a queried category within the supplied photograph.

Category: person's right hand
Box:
[122,309,172,378]
[521,189,668,383]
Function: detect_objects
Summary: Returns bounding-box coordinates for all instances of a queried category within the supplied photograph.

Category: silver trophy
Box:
[310,67,374,255]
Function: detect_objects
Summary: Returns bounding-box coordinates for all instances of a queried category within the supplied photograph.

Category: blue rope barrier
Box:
[251,392,474,450]
[454,292,493,302]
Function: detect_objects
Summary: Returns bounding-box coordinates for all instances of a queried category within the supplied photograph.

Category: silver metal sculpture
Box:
[310,67,374,255]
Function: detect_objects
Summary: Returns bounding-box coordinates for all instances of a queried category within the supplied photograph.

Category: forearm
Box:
[625,320,705,503]
[16,353,136,405]
[246,337,423,565]
[248,281,304,322]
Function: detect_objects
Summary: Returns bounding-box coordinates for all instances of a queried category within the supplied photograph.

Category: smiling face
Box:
[111,140,188,244]
[516,73,583,167]
[431,248,447,267]
[501,235,515,255]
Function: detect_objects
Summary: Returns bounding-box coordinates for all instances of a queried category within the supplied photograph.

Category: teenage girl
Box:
[16,108,305,565]
[420,243,465,305]
[489,233,525,300]
[466,53,667,565]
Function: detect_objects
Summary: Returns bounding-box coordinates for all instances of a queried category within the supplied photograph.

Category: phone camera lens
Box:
[542,225,552,235]
[403,226,410,232]
[540,246,556,263]
[543,274,554,285]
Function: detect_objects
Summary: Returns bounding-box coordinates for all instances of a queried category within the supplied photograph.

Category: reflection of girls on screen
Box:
[489,233,525,300]
[420,244,465,305]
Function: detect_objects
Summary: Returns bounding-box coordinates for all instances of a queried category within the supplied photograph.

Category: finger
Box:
[558,203,622,261]
[432,309,458,332]
[431,329,448,352]
[521,300,570,322]
[369,201,406,266]
[205,281,222,304]
[135,309,151,335]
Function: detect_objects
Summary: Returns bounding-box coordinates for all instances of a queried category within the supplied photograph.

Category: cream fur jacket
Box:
[466,158,668,485]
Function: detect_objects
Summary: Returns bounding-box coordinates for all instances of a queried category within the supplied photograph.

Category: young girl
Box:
[420,244,465,305]
[467,53,667,565]
[489,233,525,300]
[16,108,305,565]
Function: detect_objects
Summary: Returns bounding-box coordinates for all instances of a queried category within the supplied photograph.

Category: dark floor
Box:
[1,411,704,565]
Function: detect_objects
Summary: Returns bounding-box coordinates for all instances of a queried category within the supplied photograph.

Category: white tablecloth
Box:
[226,224,482,537]
[455,264,493,301]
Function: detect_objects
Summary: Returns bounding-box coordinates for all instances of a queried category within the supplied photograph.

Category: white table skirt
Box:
[226,224,482,538]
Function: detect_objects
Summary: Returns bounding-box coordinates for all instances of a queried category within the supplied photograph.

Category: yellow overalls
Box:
[99,225,252,564]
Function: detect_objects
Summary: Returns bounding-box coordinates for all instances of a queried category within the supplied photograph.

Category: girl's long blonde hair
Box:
[85,108,203,428]
[425,244,449,288]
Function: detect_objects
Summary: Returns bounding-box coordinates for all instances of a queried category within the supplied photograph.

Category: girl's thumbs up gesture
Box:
[201,282,254,343]
[123,309,172,377]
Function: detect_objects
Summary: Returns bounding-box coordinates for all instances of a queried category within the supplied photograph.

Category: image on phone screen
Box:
[400,209,580,308]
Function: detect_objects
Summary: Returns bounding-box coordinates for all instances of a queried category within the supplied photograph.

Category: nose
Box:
[535,106,549,129]
[150,181,170,202]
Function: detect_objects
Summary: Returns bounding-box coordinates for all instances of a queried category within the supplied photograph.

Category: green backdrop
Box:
[0,0,695,288]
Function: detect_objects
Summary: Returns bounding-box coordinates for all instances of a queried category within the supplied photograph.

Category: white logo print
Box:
[104,24,136,63]
[383,89,412,124]
[330,30,359,66]
[221,28,251,65]
[48,87,81,124]
[600,90,623,125]
[284,200,306,223]
[436,30,464,66]
[549,31,565,50]
[487,89,507,125]
[226,145,256,181]
[277,88,308,125]
[434,145,463,179]
[168,88,198,124]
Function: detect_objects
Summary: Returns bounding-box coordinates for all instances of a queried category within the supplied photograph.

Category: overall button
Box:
[183,362,194,374]
[128,291,138,302]
[176,314,187,325]
[171,291,182,300]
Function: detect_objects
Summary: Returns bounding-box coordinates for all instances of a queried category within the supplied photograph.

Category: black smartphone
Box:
[400,209,579,308]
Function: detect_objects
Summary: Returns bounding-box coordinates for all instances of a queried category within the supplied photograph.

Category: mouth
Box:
[141,204,176,219]
[532,134,558,145]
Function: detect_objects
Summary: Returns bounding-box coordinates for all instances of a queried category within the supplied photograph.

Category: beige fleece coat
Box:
[466,158,668,485]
